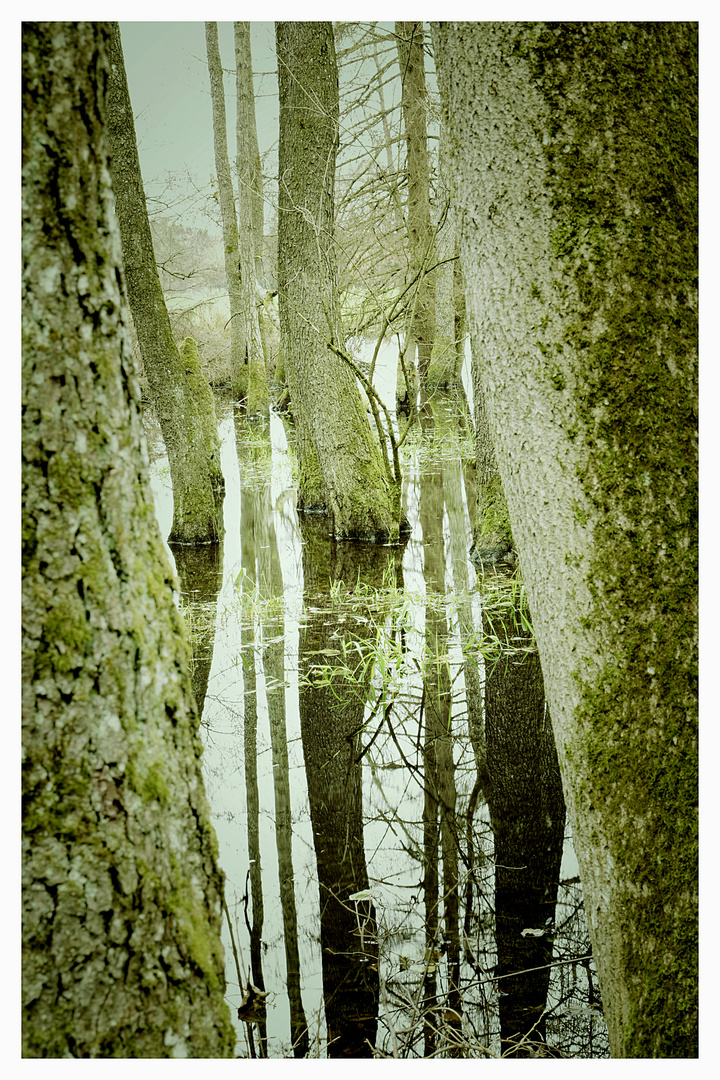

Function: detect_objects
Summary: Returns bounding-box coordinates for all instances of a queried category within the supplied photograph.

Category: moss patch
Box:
[531,22,698,1057]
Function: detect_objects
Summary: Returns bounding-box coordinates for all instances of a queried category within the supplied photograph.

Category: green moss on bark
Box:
[23,23,234,1058]
[471,474,514,566]
[530,22,698,1057]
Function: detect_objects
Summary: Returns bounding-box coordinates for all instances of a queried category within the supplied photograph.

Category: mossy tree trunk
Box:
[22,22,234,1057]
[395,22,436,391]
[105,25,224,545]
[433,20,698,1058]
[276,20,398,541]
[234,21,269,418]
[205,21,246,401]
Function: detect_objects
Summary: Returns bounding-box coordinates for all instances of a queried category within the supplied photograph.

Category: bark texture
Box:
[433,21,697,1057]
[234,22,265,277]
[276,20,397,541]
[105,24,224,545]
[206,21,246,400]
[22,22,234,1057]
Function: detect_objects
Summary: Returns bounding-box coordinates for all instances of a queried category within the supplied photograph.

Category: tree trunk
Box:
[276,20,398,541]
[105,24,224,545]
[22,22,234,1057]
[234,21,270,418]
[234,23,265,279]
[433,21,698,1058]
[205,21,246,401]
[395,22,436,389]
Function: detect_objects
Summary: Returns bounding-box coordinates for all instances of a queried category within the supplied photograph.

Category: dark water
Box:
[148,391,609,1059]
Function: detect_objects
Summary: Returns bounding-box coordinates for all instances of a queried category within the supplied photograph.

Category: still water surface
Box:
[147,389,609,1059]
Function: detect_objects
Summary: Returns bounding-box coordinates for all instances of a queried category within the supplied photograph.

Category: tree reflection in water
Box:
[148,394,609,1059]
[299,523,407,1056]
[483,570,566,1056]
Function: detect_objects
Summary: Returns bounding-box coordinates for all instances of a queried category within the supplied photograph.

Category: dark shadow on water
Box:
[482,566,566,1057]
[298,519,407,1056]
[149,391,609,1058]
[169,542,222,718]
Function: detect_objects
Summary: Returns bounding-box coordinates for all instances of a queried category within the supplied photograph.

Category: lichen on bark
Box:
[22,22,234,1057]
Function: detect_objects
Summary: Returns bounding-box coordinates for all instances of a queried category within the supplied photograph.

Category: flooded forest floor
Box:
[145,388,610,1059]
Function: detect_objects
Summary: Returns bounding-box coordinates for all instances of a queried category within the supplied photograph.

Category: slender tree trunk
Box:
[105,24,224,545]
[396,334,418,420]
[370,28,407,239]
[233,23,265,278]
[205,21,246,401]
[368,28,418,420]
[433,21,698,1057]
[395,21,436,389]
[276,20,398,541]
[22,22,234,1057]
[234,22,269,418]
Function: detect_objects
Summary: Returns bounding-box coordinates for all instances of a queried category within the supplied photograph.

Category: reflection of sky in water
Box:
[147,362,592,1057]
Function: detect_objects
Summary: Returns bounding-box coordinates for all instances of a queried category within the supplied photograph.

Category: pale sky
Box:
[120,22,279,230]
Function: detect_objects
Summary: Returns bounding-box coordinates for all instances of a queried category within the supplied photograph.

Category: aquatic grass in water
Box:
[223,562,537,729]
[147,389,608,1058]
